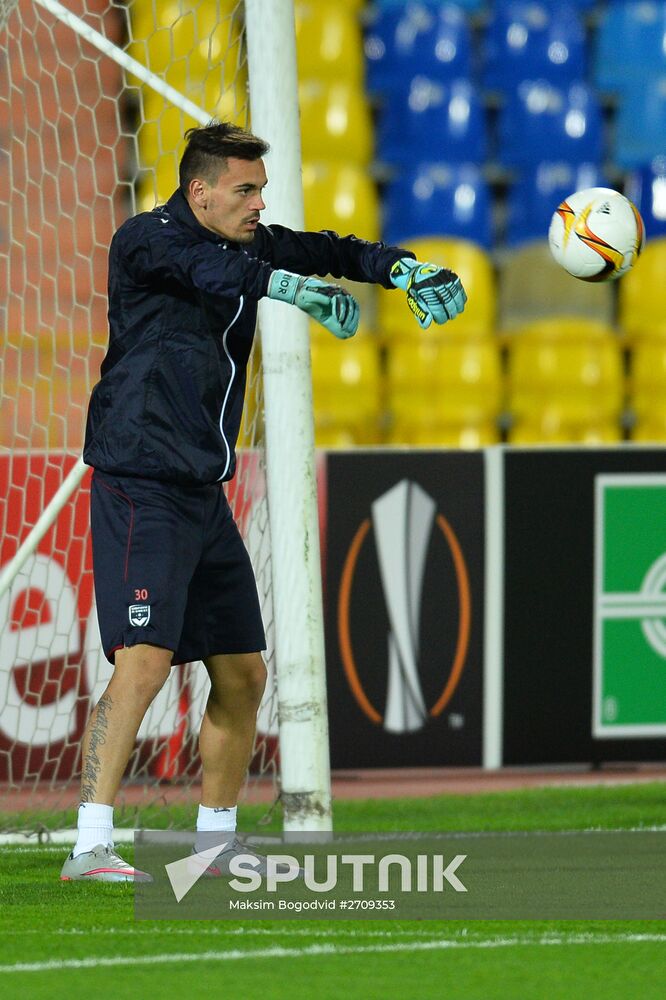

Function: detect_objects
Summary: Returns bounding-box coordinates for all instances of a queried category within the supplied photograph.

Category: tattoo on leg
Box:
[80,693,113,803]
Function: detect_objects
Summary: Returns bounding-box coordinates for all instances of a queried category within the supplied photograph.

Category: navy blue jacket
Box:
[83,189,410,485]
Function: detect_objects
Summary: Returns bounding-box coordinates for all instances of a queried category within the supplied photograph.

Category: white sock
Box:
[72,802,114,857]
[195,804,237,853]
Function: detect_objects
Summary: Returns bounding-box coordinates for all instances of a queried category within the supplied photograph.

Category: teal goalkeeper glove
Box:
[268,270,359,339]
[390,258,467,330]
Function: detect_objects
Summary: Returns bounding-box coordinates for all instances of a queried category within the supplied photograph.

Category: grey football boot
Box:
[193,834,302,878]
[60,844,153,882]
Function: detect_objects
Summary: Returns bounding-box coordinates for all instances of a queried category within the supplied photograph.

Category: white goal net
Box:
[0,0,282,833]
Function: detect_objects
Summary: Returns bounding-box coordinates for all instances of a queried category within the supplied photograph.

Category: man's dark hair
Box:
[179,121,270,192]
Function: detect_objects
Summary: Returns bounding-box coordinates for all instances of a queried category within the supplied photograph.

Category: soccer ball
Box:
[547,187,645,282]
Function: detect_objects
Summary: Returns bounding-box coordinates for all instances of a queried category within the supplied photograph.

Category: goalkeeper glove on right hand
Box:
[268,270,360,339]
[390,258,467,329]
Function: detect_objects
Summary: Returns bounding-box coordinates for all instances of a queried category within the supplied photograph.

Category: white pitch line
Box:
[2,934,666,974]
[1,926,661,944]
[4,825,666,855]
[2,926,449,940]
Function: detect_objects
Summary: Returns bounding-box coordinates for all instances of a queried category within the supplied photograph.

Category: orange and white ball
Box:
[548,187,644,281]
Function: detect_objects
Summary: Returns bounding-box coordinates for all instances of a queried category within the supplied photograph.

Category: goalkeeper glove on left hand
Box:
[268,270,359,339]
[390,258,467,329]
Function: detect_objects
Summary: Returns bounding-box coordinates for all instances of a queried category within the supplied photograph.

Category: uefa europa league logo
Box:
[371,480,436,734]
[338,478,470,734]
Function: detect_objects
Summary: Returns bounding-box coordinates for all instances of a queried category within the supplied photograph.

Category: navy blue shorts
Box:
[90,471,266,664]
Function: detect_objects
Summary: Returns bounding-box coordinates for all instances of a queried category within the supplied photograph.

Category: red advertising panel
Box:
[0,450,317,785]
[0,453,93,782]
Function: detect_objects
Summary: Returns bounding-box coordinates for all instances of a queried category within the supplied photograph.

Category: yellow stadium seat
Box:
[128,0,244,91]
[138,84,248,171]
[510,317,617,340]
[136,157,180,211]
[301,161,381,324]
[388,420,500,448]
[620,239,666,340]
[377,238,496,340]
[302,162,380,241]
[631,413,666,443]
[295,2,364,86]
[498,242,614,330]
[310,332,382,444]
[628,337,666,418]
[313,424,366,448]
[508,413,622,445]
[506,318,624,430]
[234,342,265,450]
[386,336,502,446]
[299,81,373,166]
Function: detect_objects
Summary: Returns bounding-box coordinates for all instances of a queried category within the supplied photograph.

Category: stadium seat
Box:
[376,77,486,168]
[618,238,666,341]
[529,0,596,8]
[302,162,380,241]
[482,2,586,95]
[299,80,373,166]
[137,83,248,174]
[383,162,492,249]
[377,237,496,340]
[505,318,624,439]
[301,161,381,326]
[593,0,666,96]
[295,2,364,86]
[631,412,666,443]
[624,159,666,241]
[386,335,502,446]
[364,2,472,97]
[628,336,666,421]
[499,242,614,329]
[498,81,603,169]
[310,332,382,445]
[391,422,500,447]
[505,161,606,248]
[137,157,180,211]
[508,412,622,445]
[373,0,483,10]
[128,0,244,90]
[614,76,666,170]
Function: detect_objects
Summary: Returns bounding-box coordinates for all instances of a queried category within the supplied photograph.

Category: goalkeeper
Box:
[61,121,466,882]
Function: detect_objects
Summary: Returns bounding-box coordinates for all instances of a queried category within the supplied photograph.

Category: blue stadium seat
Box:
[497,0,596,7]
[383,162,493,248]
[498,81,603,169]
[614,76,666,170]
[624,158,666,240]
[376,76,486,167]
[364,2,472,97]
[593,1,666,96]
[506,161,607,247]
[482,2,586,94]
[373,0,483,10]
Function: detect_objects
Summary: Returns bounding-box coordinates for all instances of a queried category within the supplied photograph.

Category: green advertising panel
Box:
[594,474,666,737]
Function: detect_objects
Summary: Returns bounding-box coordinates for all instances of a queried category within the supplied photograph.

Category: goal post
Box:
[0,0,331,834]
[245,0,332,833]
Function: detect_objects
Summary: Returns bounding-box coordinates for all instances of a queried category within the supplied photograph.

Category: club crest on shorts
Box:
[129,604,151,627]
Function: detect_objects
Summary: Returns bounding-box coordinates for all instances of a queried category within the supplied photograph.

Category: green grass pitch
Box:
[1,784,666,1000]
